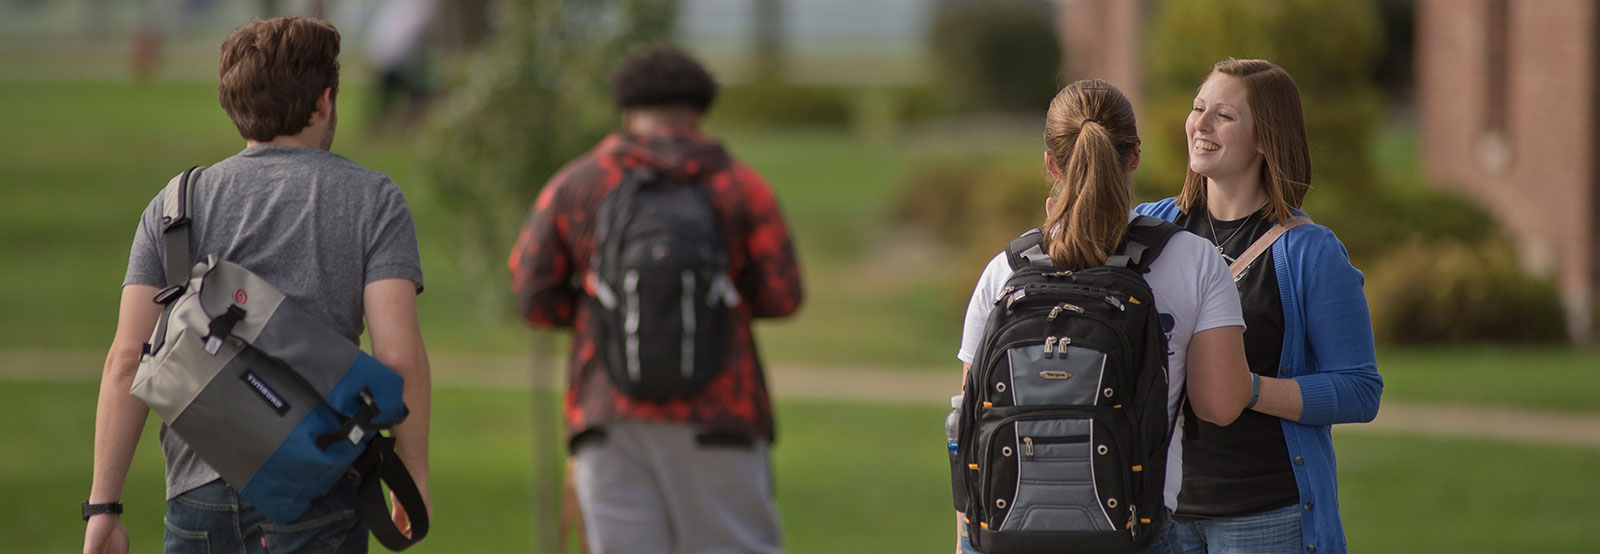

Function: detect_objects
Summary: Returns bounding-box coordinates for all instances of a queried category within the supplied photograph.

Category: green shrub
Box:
[713,82,854,126]
[711,83,950,130]
[1305,177,1500,268]
[1143,0,1385,196]
[895,159,1046,246]
[894,158,1051,304]
[1366,238,1566,344]
[928,0,1061,113]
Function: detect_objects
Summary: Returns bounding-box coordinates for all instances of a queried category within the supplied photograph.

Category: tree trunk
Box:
[752,0,784,82]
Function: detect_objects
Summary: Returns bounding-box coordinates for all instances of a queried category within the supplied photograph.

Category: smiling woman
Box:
[1185,74,1263,221]
[1136,58,1382,554]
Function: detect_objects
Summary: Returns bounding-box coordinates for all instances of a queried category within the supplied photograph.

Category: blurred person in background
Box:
[1134,58,1383,554]
[954,78,1253,554]
[364,0,437,129]
[508,44,803,554]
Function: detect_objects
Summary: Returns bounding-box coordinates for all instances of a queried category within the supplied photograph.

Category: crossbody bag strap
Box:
[146,167,205,355]
[1229,215,1312,279]
[356,435,430,551]
[159,166,204,290]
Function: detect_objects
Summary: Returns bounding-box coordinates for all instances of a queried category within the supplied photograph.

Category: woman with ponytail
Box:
[1135,59,1383,554]
[955,79,1254,553]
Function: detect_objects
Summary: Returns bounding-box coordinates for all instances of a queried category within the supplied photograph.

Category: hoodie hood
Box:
[596,131,732,182]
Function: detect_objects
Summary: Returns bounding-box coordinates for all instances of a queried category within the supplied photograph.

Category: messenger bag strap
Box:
[160,166,204,290]
[356,434,430,551]
[146,167,205,355]
[1229,215,1312,279]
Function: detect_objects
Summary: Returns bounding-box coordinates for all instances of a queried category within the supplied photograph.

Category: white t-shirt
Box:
[956,213,1243,510]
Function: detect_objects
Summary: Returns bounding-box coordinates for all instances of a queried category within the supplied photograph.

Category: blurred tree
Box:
[420,0,678,303]
[752,0,785,82]
[434,0,494,50]
[419,4,675,551]
[1141,0,1384,203]
[928,0,1060,113]
[1373,0,1416,104]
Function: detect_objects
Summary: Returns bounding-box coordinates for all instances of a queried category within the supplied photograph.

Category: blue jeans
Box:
[164,477,368,554]
[956,512,980,554]
[1143,505,1303,554]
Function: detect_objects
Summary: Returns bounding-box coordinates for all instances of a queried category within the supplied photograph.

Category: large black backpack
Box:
[587,169,738,401]
[956,216,1181,554]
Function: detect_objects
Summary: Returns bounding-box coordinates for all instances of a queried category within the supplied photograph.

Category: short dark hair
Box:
[610,44,718,112]
[218,17,341,142]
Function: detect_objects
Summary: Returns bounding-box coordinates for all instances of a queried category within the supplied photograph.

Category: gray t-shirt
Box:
[124,144,424,498]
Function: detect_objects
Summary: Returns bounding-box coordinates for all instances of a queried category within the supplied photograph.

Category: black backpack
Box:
[955,216,1181,554]
[587,169,738,401]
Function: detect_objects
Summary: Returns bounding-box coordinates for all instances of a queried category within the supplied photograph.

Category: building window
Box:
[1478,0,1512,174]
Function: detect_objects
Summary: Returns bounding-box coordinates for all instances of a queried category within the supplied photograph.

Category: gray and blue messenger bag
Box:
[130,166,428,550]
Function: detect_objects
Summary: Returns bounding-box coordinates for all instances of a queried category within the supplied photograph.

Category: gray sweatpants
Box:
[572,421,783,554]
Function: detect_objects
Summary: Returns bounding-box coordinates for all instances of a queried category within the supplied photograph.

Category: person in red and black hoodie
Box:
[508,45,802,554]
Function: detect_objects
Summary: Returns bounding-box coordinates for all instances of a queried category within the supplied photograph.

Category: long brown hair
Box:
[1042,79,1140,269]
[1176,58,1310,223]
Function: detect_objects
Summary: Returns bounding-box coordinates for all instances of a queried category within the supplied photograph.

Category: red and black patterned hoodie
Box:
[508,130,803,445]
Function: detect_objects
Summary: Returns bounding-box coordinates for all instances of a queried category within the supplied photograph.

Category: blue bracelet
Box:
[1245,372,1261,410]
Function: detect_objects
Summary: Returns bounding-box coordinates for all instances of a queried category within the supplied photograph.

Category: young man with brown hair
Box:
[84,17,431,554]
[509,44,802,554]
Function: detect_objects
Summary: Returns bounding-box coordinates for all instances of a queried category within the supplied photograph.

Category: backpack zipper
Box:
[1047,302,1085,321]
[623,271,642,382]
[680,270,696,379]
[1021,434,1090,459]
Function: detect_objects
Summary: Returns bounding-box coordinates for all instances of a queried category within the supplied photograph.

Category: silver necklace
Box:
[1206,207,1258,255]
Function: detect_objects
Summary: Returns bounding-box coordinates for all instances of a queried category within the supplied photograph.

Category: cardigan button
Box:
[1306,546,1316,553]
[1293,456,1305,466]
[1278,366,1288,376]
[1303,502,1314,510]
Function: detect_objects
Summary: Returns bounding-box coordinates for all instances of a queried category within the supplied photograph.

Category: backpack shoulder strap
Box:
[1107,215,1182,272]
[158,166,205,293]
[1003,228,1051,271]
[592,170,656,264]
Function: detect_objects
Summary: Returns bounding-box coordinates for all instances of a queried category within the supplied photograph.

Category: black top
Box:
[1172,207,1300,519]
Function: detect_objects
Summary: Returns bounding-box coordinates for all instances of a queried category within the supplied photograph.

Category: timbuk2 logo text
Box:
[241,370,290,416]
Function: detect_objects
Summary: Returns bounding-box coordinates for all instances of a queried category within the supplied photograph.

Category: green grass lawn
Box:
[6,69,1600,553]
[1375,346,1600,413]
[5,379,1597,553]
[6,77,1600,403]
[0,78,1003,368]
[1,380,953,553]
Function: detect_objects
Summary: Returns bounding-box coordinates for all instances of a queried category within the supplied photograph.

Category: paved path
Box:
[10,349,1600,449]
[761,365,1600,450]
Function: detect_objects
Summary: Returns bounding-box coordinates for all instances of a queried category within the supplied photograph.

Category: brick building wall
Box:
[1055,0,1148,114]
[1416,0,1599,341]
[1056,0,1600,340]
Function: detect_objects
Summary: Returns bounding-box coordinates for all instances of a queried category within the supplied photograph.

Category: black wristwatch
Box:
[82,501,123,521]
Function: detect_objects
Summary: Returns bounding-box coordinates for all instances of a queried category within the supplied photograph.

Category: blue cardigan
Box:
[1137,198,1383,554]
